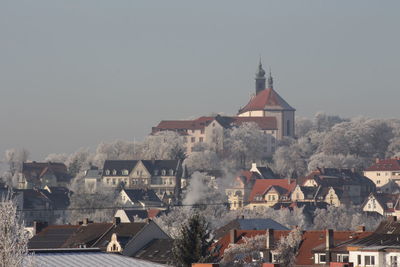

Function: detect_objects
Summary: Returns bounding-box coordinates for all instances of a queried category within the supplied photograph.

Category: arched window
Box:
[169,169,174,176]
[105,170,110,175]
[112,169,117,175]
[161,169,166,176]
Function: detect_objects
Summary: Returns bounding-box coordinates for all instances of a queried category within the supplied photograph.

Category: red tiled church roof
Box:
[365,158,400,172]
[239,88,295,114]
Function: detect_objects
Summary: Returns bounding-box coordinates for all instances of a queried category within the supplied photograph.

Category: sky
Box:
[0,1,399,160]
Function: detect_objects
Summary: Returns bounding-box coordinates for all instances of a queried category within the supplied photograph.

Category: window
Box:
[286,120,290,136]
[106,178,110,184]
[154,170,159,175]
[105,170,110,175]
[365,255,375,265]
[391,256,398,267]
[199,137,204,142]
[191,137,195,143]
[319,254,326,263]
[337,254,349,263]
[212,123,215,127]
[169,169,174,175]
[122,169,129,175]
[112,169,117,175]
[112,178,116,185]
[201,129,204,134]
[377,173,381,176]
[161,169,166,176]
[357,255,361,265]
[377,180,380,184]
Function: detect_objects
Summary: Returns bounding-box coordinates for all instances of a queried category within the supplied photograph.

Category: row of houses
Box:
[226,163,376,211]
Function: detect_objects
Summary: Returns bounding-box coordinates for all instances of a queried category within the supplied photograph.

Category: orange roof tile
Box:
[249,179,297,201]
[239,88,295,114]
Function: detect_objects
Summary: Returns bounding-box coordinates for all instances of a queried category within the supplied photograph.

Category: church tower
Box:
[238,60,296,140]
[255,60,266,95]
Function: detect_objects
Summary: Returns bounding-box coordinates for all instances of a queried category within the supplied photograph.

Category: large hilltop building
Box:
[238,61,296,139]
[152,60,295,154]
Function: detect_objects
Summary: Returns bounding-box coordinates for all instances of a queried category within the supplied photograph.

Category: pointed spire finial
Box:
[268,67,273,89]
[256,57,266,78]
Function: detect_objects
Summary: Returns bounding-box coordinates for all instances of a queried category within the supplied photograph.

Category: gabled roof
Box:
[26,250,167,267]
[22,162,71,184]
[62,222,147,250]
[28,225,80,249]
[140,160,180,175]
[133,238,174,264]
[249,179,296,201]
[122,189,163,206]
[41,187,71,210]
[238,88,295,114]
[213,218,289,239]
[366,158,400,172]
[102,160,138,176]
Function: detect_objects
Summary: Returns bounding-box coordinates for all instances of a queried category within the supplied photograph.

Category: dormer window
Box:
[161,169,166,176]
[154,170,159,176]
[169,169,174,176]
[122,169,129,176]
[105,170,110,175]
[112,169,117,175]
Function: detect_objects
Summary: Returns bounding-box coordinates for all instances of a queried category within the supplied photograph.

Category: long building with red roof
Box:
[151,60,295,154]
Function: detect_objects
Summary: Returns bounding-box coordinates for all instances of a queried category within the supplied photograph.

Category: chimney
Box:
[376,158,380,163]
[82,218,91,226]
[230,229,237,244]
[356,225,366,232]
[113,217,121,225]
[266,229,274,249]
[326,229,334,250]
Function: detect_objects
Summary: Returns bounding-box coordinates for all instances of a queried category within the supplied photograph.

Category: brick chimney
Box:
[266,229,274,249]
[230,229,237,244]
[356,225,366,232]
[326,229,334,250]
[325,229,334,263]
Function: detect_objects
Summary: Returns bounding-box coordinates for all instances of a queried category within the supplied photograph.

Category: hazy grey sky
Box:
[1,1,399,159]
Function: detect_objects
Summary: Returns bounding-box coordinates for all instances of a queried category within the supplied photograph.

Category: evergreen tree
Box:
[172,212,213,267]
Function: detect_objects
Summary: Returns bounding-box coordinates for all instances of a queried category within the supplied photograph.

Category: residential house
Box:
[42,186,71,222]
[131,239,174,265]
[84,166,103,193]
[213,217,289,240]
[118,188,164,209]
[17,161,71,189]
[364,158,400,187]
[346,216,400,267]
[299,168,376,206]
[247,178,297,209]
[226,163,280,210]
[29,217,170,258]
[212,228,371,266]
[361,192,400,217]
[101,159,183,198]
[114,209,165,223]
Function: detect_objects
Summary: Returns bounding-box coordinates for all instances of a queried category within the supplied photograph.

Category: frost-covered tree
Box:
[44,153,68,164]
[224,122,268,168]
[314,112,347,132]
[140,131,186,160]
[295,117,314,138]
[66,173,118,223]
[313,205,382,231]
[4,148,29,177]
[307,152,366,172]
[0,191,34,267]
[184,150,220,174]
[274,227,303,267]
[92,139,138,167]
[221,234,267,266]
[66,148,92,178]
[172,213,213,267]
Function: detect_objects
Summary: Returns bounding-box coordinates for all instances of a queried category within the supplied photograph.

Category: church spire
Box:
[268,68,273,89]
[255,59,266,95]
